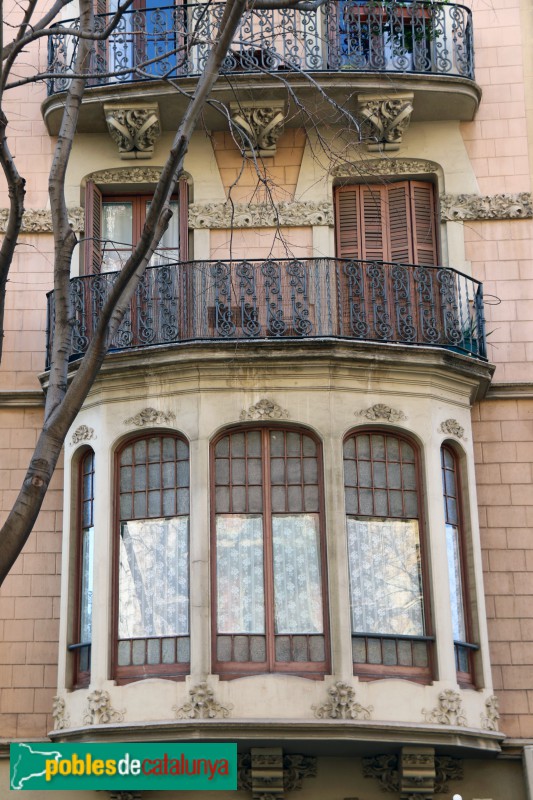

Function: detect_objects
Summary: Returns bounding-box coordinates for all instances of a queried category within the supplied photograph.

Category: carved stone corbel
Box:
[400,747,436,800]
[358,93,414,151]
[230,102,286,157]
[104,103,161,159]
[250,748,284,800]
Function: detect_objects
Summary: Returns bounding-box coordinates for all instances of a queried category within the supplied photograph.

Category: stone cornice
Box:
[486,382,533,400]
[0,390,45,407]
[2,193,531,234]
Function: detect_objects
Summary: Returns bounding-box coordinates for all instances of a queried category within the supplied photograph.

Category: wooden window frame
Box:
[72,448,94,690]
[112,432,190,684]
[211,424,330,680]
[83,179,189,275]
[343,428,434,684]
[441,443,477,688]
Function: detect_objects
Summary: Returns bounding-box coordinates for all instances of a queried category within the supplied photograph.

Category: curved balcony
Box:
[42,1,480,133]
[45,258,487,368]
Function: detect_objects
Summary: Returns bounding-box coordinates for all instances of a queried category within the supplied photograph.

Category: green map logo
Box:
[10,742,237,790]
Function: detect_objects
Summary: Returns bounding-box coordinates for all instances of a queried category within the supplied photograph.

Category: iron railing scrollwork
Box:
[47,258,487,367]
[47,0,475,94]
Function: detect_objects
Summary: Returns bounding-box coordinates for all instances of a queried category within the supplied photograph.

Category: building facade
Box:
[1,0,533,798]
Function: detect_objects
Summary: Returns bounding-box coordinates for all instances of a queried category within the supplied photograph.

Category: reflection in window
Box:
[344,431,431,681]
[75,450,94,688]
[213,428,328,677]
[441,444,476,684]
[116,435,189,681]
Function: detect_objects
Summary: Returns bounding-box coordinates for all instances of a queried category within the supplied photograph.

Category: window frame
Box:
[441,442,477,688]
[210,424,331,680]
[72,447,95,690]
[343,427,434,683]
[111,431,191,684]
[83,178,189,275]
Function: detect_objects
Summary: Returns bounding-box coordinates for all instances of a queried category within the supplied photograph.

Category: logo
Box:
[10,743,237,790]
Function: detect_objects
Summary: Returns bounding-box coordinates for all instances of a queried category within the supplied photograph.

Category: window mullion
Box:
[262,428,276,670]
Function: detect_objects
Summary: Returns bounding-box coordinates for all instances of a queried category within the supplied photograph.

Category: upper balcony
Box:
[45,257,488,370]
[42,0,480,134]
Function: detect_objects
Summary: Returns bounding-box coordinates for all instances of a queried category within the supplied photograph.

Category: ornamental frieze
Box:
[440,192,532,220]
[332,158,440,178]
[0,207,84,233]
[188,200,333,228]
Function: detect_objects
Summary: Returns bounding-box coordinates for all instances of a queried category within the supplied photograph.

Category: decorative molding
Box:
[358,93,414,151]
[173,682,232,720]
[51,696,70,730]
[356,403,407,422]
[124,407,176,427]
[188,200,334,228]
[440,192,532,221]
[240,399,289,421]
[82,690,125,725]
[0,207,84,233]
[238,753,315,793]
[312,681,373,720]
[439,418,465,439]
[248,749,284,800]
[104,103,161,160]
[481,696,500,731]
[422,690,467,727]
[434,756,463,793]
[70,424,96,445]
[85,167,163,185]
[332,158,440,178]
[0,390,45,408]
[363,754,399,792]
[230,102,285,157]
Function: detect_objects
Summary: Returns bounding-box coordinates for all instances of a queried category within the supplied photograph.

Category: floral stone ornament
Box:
[312,681,373,720]
[173,682,232,719]
[422,690,467,726]
[82,690,125,725]
[52,695,70,730]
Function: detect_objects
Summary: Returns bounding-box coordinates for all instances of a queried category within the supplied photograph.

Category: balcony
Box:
[42,1,480,133]
[45,258,488,368]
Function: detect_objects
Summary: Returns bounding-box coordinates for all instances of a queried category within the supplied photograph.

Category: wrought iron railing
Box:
[47,0,474,94]
[45,258,487,367]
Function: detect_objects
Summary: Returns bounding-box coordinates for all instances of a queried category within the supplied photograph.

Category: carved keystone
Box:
[104,103,161,159]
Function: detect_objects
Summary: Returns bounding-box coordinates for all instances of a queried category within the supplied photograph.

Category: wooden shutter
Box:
[83,181,102,275]
[386,182,412,264]
[409,181,438,266]
[335,186,361,259]
[178,177,189,262]
[360,186,387,261]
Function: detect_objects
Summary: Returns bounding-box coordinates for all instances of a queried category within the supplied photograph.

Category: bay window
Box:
[212,427,329,678]
[114,433,190,682]
[343,430,433,682]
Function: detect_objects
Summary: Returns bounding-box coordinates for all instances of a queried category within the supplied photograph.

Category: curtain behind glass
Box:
[216,515,265,634]
[147,200,180,266]
[102,202,133,272]
[119,517,189,638]
[347,517,424,635]
[80,527,94,642]
[272,515,323,633]
[446,523,467,641]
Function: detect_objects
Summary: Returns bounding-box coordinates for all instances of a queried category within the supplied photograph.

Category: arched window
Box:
[114,434,190,682]
[72,449,94,688]
[441,444,476,686]
[212,427,329,678]
[343,430,433,682]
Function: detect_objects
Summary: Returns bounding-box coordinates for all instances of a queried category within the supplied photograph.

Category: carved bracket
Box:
[104,103,161,159]
[358,93,414,151]
[238,753,317,793]
[230,102,286,157]
[364,750,462,797]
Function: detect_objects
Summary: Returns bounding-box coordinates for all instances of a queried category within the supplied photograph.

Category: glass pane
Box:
[120,494,132,520]
[232,458,246,485]
[356,435,370,458]
[272,515,323,634]
[121,445,133,466]
[303,457,317,484]
[134,464,146,491]
[216,458,229,484]
[270,431,284,456]
[177,439,189,461]
[248,486,263,513]
[383,639,398,666]
[343,438,355,459]
[402,463,416,491]
[177,636,190,663]
[162,461,176,488]
[309,635,325,662]
[118,517,189,638]
[287,459,302,484]
[132,639,146,665]
[247,458,262,485]
[215,437,229,457]
[352,636,366,663]
[134,440,146,462]
[80,527,94,643]
[177,460,189,488]
[232,433,245,457]
[117,640,131,666]
[232,486,246,513]
[250,635,266,662]
[234,635,249,662]
[367,637,382,664]
[373,461,387,489]
[303,485,319,513]
[217,636,232,662]
[247,431,261,457]
[286,432,300,456]
[148,438,161,462]
[148,463,161,489]
[275,636,291,662]
[102,202,133,272]
[163,437,176,460]
[446,523,467,641]
[162,637,176,664]
[293,635,308,661]
[287,486,303,512]
[371,435,385,459]
[147,638,161,665]
[271,486,286,513]
[120,466,133,492]
[216,515,265,633]
[270,458,285,484]
[302,435,316,456]
[133,492,147,519]
[347,517,425,635]
[386,437,400,460]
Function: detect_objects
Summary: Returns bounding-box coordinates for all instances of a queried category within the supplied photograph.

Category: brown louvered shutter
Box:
[335,186,361,259]
[83,181,102,275]
[409,181,438,266]
[360,185,387,261]
[178,176,189,261]
[386,181,412,264]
